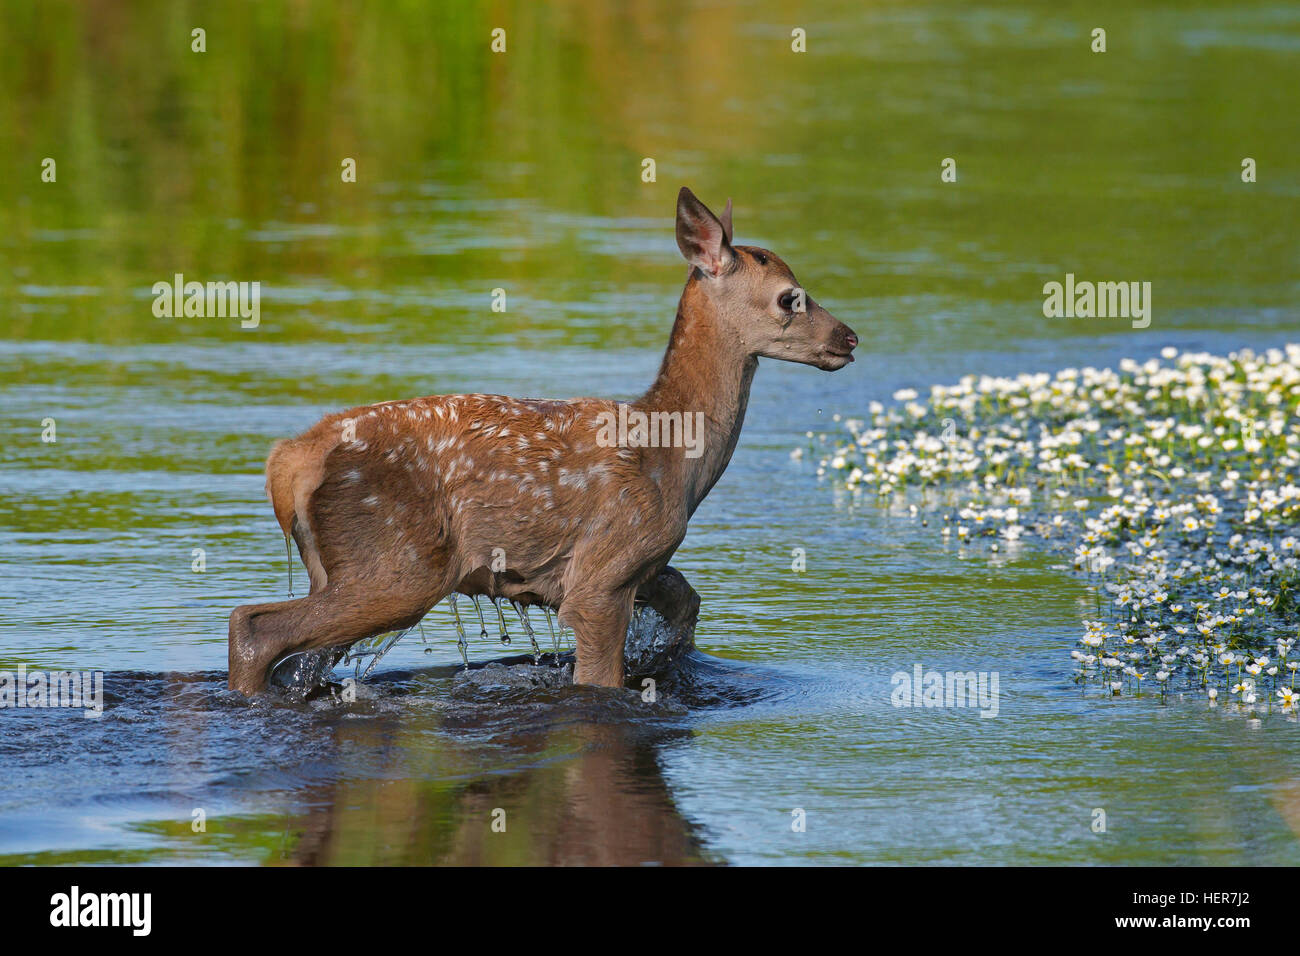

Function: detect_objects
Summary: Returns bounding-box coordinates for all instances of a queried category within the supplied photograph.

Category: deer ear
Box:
[676,187,733,277]
[720,198,733,245]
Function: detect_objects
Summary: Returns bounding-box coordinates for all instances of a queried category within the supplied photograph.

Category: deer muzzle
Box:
[814,308,858,370]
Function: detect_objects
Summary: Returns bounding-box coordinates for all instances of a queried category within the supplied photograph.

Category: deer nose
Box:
[845,332,858,349]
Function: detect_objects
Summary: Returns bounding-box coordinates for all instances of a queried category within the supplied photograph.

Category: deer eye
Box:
[778,290,798,312]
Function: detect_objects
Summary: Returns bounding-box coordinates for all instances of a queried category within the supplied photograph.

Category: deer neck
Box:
[636,281,758,517]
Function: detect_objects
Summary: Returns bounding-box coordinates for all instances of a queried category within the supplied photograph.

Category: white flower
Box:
[817,345,1300,716]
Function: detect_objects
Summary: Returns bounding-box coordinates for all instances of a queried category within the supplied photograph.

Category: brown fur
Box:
[227,189,857,694]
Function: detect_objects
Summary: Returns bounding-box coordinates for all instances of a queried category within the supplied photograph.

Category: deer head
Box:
[674,186,858,371]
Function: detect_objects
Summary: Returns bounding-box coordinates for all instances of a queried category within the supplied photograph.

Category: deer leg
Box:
[562,588,635,687]
[228,577,443,695]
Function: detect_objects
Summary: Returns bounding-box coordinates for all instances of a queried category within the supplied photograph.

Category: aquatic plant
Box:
[808,345,1300,713]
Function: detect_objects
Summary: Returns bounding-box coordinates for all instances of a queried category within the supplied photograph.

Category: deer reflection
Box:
[287,715,711,866]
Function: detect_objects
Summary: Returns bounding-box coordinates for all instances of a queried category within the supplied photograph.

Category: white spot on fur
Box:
[557,468,588,490]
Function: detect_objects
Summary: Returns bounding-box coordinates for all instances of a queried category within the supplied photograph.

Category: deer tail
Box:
[264,435,334,592]
[265,438,300,539]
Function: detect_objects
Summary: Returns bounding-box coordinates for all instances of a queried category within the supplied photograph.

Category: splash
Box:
[270,597,577,698]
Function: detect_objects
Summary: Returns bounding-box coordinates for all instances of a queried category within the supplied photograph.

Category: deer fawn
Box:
[228,188,857,695]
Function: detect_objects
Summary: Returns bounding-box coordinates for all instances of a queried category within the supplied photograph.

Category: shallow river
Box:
[1,0,1298,863]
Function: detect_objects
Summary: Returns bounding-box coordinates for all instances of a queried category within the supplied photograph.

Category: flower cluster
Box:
[807,345,1300,713]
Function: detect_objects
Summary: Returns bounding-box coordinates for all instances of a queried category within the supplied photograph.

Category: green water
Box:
[1,0,1298,864]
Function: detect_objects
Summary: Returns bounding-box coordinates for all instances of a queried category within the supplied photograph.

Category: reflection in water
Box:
[0,660,752,865]
[291,721,710,866]
[277,659,747,865]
